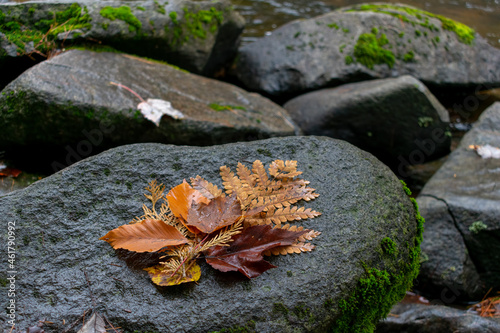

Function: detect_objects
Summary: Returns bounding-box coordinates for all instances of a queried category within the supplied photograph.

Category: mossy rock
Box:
[0,0,244,87]
[0,136,421,332]
[236,2,500,97]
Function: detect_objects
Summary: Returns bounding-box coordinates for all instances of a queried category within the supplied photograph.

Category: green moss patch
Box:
[353,31,395,69]
[0,3,91,55]
[332,181,424,332]
[100,6,142,32]
[166,7,223,47]
[209,103,246,112]
[403,50,415,62]
[347,4,475,45]
[381,237,398,257]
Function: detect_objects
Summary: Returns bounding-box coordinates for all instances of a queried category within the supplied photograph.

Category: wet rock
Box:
[0,136,421,332]
[0,49,297,172]
[0,0,244,84]
[235,3,500,97]
[283,75,451,168]
[417,102,500,300]
[377,303,500,333]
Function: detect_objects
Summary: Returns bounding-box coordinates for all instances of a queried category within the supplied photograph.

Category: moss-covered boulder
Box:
[0,49,297,172]
[235,3,500,97]
[0,136,422,332]
[0,0,244,87]
[283,75,451,168]
[417,102,500,300]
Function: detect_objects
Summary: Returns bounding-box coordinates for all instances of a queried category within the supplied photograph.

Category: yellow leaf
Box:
[144,263,201,286]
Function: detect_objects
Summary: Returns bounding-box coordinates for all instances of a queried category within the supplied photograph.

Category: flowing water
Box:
[232,0,500,48]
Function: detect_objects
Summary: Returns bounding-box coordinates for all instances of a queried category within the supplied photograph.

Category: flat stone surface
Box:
[235,3,500,97]
[283,75,451,167]
[418,102,500,300]
[0,136,419,332]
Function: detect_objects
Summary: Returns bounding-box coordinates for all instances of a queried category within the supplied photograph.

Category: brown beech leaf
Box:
[186,194,242,234]
[99,219,188,252]
[190,175,223,199]
[166,180,210,222]
[204,224,307,278]
[144,262,201,286]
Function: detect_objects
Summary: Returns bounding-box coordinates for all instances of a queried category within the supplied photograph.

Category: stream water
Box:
[232,0,500,48]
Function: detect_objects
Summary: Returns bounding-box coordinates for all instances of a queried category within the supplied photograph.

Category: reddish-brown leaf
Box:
[0,166,21,178]
[186,194,242,234]
[99,219,188,252]
[166,180,210,222]
[204,224,307,278]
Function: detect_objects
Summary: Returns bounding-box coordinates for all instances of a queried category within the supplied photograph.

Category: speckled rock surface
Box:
[417,102,500,300]
[283,75,451,167]
[235,3,500,97]
[0,136,420,332]
[0,50,298,171]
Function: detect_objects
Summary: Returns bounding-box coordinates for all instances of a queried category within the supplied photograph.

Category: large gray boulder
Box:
[0,136,422,332]
[0,0,244,78]
[283,75,451,168]
[377,303,500,333]
[417,102,500,300]
[0,49,297,171]
[235,3,500,97]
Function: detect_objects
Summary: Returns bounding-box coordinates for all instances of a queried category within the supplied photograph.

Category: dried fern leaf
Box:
[220,165,251,206]
[144,180,166,205]
[237,163,256,188]
[263,241,315,256]
[269,160,303,179]
[190,175,223,199]
[267,206,322,225]
[252,160,271,189]
[298,229,321,242]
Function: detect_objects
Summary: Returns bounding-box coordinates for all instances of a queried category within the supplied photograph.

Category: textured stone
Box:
[235,3,500,97]
[0,49,298,171]
[283,75,451,167]
[418,102,500,300]
[0,136,420,332]
[377,303,500,333]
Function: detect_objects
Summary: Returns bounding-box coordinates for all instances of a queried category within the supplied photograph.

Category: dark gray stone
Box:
[0,49,298,171]
[235,3,500,97]
[417,102,500,300]
[0,136,420,332]
[377,303,500,333]
[283,75,451,167]
[378,302,500,332]
[0,0,244,76]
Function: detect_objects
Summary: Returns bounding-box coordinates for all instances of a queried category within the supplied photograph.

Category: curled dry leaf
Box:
[204,224,308,278]
[166,180,210,224]
[99,219,188,252]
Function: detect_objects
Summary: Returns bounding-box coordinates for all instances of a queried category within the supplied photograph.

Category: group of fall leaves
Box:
[100,160,321,286]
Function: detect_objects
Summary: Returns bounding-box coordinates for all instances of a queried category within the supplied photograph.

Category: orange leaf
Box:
[144,262,201,286]
[166,180,210,222]
[99,219,188,252]
[186,194,242,234]
[0,166,22,178]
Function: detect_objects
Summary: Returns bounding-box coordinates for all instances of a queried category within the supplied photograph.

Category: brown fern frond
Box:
[298,229,321,242]
[252,160,271,189]
[220,165,252,207]
[237,162,256,188]
[144,180,166,206]
[266,207,322,225]
[263,242,315,256]
[190,175,223,199]
[269,160,303,179]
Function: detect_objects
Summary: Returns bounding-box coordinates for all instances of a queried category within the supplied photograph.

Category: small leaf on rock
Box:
[187,194,242,234]
[166,180,210,224]
[144,262,201,286]
[138,98,185,126]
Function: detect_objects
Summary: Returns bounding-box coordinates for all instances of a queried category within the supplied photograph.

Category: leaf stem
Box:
[110,82,146,103]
